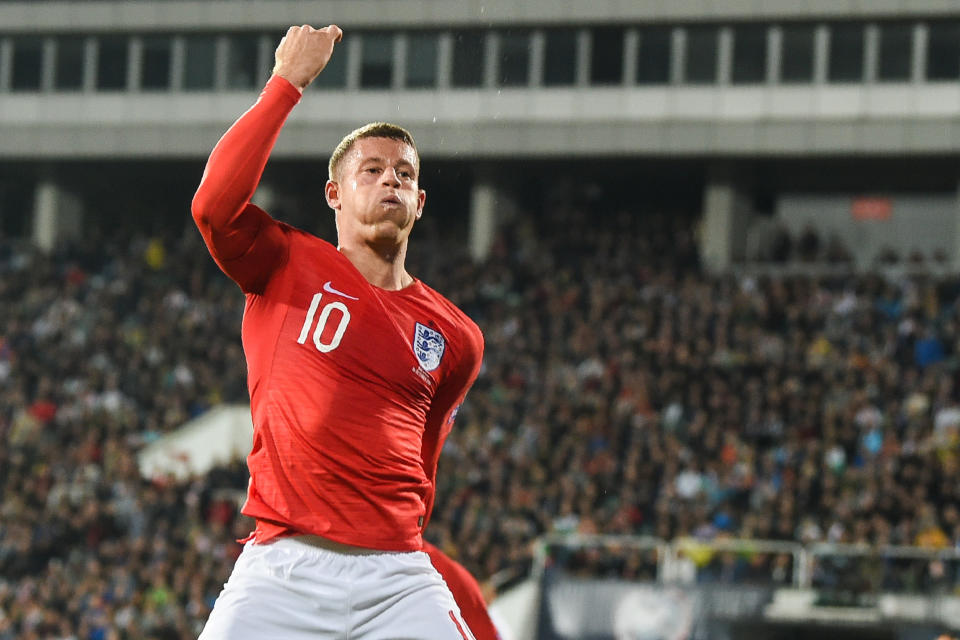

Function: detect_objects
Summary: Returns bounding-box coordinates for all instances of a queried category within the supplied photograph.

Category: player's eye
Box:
[366,167,381,174]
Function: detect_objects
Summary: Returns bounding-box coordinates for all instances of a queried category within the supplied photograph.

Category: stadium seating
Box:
[2,202,959,638]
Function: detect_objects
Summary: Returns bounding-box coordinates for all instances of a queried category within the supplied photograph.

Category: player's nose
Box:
[381,167,401,187]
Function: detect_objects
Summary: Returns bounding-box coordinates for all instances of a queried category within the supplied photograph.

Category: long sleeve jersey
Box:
[192,75,484,550]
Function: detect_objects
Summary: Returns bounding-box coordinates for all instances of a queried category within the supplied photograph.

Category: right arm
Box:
[191,24,342,293]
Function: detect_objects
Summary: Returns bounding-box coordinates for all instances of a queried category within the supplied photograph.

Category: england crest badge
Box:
[413,322,446,372]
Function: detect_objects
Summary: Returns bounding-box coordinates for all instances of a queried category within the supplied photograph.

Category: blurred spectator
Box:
[797,223,821,262]
[825,233,853,264]
[876,245,901,265]
[915,327,945,369]
[770,224,792,263]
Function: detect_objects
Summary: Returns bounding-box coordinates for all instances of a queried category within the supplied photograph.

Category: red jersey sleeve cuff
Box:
[264,74,304,106]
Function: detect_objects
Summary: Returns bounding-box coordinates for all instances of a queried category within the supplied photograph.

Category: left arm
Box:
[419,323,484,532]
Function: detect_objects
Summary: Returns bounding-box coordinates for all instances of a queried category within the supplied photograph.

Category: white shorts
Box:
[198,538,476,640]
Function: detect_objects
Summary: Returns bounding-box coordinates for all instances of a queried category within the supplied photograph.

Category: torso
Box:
[238,226,481,550]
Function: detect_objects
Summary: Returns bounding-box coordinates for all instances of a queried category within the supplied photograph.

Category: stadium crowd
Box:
[2,188,960,637]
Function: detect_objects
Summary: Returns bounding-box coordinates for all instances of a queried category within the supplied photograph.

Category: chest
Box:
[251,251,456,400]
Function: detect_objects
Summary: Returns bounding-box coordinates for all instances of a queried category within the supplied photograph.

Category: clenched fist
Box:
[273,24,343,92]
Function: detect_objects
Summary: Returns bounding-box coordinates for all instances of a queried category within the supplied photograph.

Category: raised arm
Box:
[191,24,342,293]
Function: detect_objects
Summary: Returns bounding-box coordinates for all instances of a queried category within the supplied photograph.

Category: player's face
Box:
[326,137,426,246]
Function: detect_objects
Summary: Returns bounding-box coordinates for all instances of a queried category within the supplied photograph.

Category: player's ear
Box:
[325,180,341,211]
[415,188,425,220]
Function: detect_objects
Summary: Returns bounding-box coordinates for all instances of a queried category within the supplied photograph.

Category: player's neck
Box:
[338,241,413,290]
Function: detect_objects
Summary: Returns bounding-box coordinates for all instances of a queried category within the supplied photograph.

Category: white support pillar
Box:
[469,177,497,263]
[251,182,276,213]
[32,177,82,253]
[953,176,960,270]
[469,168,517,263]
[700,163,753,273]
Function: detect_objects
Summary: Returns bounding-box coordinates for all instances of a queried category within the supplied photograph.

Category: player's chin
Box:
[374,207,416,228]
[370,220,411,244]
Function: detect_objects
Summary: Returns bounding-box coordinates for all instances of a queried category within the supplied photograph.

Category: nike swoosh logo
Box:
[323,281,359,300]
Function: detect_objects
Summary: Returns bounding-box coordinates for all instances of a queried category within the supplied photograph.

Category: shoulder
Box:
[254,223,341,295]
[278,223,341,260]
[280,222,332,247]
[417,282,484,352]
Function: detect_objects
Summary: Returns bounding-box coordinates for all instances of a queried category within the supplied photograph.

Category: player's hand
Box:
[272,24,343,92]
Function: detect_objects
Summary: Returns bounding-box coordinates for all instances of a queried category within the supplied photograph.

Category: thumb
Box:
[325,25,343,43]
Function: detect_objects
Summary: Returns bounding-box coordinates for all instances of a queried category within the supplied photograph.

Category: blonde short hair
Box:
[328,122,419,181]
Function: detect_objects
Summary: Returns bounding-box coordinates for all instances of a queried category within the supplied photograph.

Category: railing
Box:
[533,534,669,582]
[807,542,960,602]
[533,534,960,594]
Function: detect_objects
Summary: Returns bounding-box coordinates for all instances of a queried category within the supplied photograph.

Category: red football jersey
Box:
[193,76,484,550]
[424,542,502,640]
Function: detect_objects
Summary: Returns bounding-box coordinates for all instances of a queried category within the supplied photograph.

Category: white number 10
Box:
[297,293,351,353]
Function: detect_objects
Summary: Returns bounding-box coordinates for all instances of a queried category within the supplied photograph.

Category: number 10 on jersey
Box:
[297,293,351,353]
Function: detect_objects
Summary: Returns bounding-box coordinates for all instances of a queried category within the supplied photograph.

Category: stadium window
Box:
[590,26,624,85]
[360,32,393,89]
[636,27,671,85]
[54,36,85,91]
[497,29,530,87]
[780,24,815,83]
[405,32,438,88]
[183,35,216,90]
[543,29,577,86]
[225,34,259,90]
[451,30,485,88]
[876,22,913,82]
[141,36,172,90]
[731,24,768,84]
[684,25,718,84]
[11,38,43,91]
[96,36,128,91]
[312,41,347,89]
[926,22,960,80]
[827,22,865,82]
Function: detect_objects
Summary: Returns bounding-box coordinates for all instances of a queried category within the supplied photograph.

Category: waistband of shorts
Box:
[284,534,402,556]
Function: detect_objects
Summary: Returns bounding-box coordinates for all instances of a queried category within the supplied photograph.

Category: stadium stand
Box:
[4,1,960,638]
[2,188,960,637]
